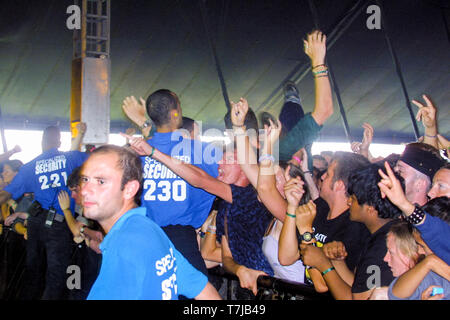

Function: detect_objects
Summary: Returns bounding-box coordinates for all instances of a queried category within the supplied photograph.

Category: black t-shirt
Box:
[351,220,396,294]
[312,197,370,272]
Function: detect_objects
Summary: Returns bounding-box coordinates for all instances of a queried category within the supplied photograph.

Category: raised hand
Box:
[12,145,21,154]
[120,133,153,156]
[412,95,437,129]
[122,96,147,128]
[76,122,87,135]
[284,176,305,208]
[57,190,71,211]
[351,141,362,154]
[263,117,282,147]
[377,161,413,214]
[296,200,317,231]
[304,30,327,66]
[230,97,249,127]
[360,122,374,153]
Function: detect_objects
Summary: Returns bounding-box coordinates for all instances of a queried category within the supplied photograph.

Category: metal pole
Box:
[307,0,353,143]
[0,105,8,153]
[198,0,231,110]
[376,0,420,140]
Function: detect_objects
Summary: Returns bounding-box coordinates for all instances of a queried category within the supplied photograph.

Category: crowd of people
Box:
[0,30,448,300]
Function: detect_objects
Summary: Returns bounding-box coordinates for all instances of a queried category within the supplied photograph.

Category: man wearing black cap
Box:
[395,142,446,206]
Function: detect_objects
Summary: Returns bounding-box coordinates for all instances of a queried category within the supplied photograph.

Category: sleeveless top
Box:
[262,219,305,283]
[216,184,273,276]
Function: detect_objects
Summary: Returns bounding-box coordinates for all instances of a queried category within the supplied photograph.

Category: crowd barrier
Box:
[208,266,333,301]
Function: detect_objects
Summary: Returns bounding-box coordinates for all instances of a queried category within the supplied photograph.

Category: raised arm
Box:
[230,98,259,188]
[278,175,304,265]
[58,190,84,238]
[0,145,21,162]
[256,120,287,221]
[305,30,333,126]
[122,96,152,138]
[412,94,439,149]
[70,122,87,151]
[125,134,233,203]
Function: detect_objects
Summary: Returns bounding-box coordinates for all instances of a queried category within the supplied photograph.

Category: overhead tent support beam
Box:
[198,0,231,111]
[256,0,369,114]
[376,0,420,140]
[307,0,353,143]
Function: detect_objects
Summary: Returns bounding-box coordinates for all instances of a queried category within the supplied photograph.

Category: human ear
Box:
[123,180,140,200]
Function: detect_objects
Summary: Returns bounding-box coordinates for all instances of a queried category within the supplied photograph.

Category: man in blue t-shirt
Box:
[123,89,220,277]
[81,144,221,300]
[0,126,88,299]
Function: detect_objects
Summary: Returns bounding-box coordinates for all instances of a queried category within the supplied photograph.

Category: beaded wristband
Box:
[259,154,275,163]
[312,64,326,69]
[312,69,328,75]
[405,204,426,225]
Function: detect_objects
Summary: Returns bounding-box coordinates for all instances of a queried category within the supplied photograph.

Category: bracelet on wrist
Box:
[259,154,275,163]
[425,133,437,138]
[312,63,326,69]
[292,156,302,164]
[312,69,328,75]
[405,204,426,225]
[286,212,296,218]
[148,146,155,158]
[321,266,335,276]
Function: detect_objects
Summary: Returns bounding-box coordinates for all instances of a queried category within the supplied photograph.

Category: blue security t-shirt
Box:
[141,131,220,228]
[4,148,88,216]
[87,207,208,300]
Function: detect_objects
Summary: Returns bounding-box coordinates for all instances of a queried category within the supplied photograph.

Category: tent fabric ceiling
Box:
[0,0,448,144]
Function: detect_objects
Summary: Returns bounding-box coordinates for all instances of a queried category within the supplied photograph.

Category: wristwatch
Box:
[141,120,151,129]
[300,231,314,242]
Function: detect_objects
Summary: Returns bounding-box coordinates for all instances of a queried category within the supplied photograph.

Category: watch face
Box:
[302,232,312,242]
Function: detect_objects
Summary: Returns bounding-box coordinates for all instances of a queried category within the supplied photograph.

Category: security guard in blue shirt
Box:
[0,126,88,299]
[123,90,220,279]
